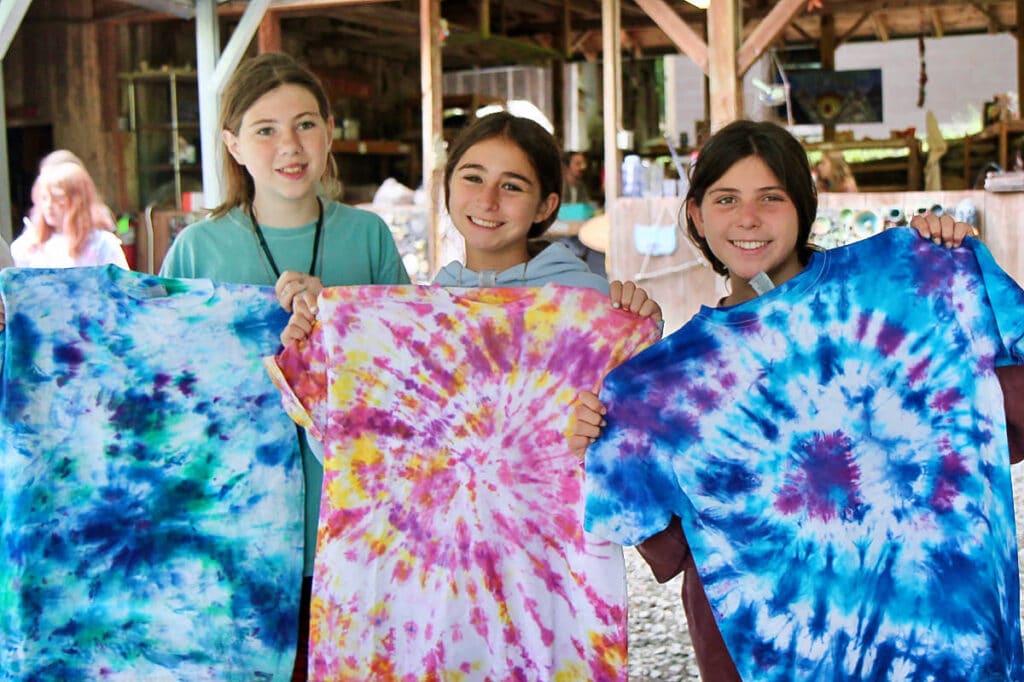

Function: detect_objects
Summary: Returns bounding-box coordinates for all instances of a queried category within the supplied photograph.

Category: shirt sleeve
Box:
[969,238,1024,365]
[583,343,684,546]
[263,313,329,443]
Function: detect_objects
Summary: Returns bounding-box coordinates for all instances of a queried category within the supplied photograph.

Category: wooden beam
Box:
[837,11,872,45]
[480,0,490,39]
[420,0,443,275]
[707,0,740,130]
[871,12,890,41]
[965,2,1000,32]
[633,0,707,74]
[820,13,835,142]
[737,0,806,76]
[602,0,621,204]
[257,11,282,52]
[1018,0,1023,110]
[929,8,944,38]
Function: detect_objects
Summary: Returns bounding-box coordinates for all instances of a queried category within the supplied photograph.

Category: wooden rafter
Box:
[872,11,890,41]
[737,0,807,75]
[838,11,873,44]
[929,7,944,37]
[967,1,1004,32]
[632,0,708,73]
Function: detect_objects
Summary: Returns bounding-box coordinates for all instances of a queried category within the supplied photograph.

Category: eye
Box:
[501,181,525,192]
[458,172,483,184]
[714,195,736,205]
[297,119,318,131]
[255,126,275,137]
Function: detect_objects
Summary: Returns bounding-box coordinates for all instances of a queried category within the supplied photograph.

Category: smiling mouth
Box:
[277,164,308,178]
[732,240,768,250]
[468,215,501,229]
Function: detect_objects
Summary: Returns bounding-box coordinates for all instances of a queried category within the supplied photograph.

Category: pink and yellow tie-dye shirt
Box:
[266,283,660,681]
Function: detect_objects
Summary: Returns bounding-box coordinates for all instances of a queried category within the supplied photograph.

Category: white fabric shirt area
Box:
[11,229,128,269]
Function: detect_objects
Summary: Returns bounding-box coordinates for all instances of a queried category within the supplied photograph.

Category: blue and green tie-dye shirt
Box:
[585,228,1024,681]
[0,266,303,681]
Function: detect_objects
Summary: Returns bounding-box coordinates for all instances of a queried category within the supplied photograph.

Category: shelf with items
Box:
[962,119,1024,187]
[120,69,202,209]
[804,137,923,192]
[331,139,419,202]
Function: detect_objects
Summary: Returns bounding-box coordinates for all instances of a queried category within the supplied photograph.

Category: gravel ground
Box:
[623,463,1024,681]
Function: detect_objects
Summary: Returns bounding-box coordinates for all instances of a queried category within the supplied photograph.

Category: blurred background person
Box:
[814,150,858,193]
[37,149,117,230]
[562,150,591,204]
[11,160,128,268]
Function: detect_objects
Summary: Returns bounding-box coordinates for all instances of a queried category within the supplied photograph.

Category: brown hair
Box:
[213,52,339,218]
[684,120,817,277]
[443,112,563,238]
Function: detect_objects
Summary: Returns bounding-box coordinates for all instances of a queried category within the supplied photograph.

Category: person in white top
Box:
[11,160,128,269]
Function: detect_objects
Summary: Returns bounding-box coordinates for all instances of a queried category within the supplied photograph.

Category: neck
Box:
[464,246,530,273]
[250,194,320,228]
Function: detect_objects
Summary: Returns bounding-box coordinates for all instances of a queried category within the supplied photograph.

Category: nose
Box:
[736,201,761,228]
[280,126,304,153]
[478,181,500,208]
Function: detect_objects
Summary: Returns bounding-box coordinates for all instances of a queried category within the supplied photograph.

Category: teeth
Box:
[279,165,304,173]
[733,240,767,250]
[471,216,500,228]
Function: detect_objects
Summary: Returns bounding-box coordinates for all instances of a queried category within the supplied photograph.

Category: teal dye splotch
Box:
[0,266,303,681]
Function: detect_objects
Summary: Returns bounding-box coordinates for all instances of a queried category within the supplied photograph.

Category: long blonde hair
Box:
[213,52,340,218]
[27,161,104,258]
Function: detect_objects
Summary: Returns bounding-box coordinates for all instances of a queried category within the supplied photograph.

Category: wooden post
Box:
[820,13,836,142]
[707,0,740,130]
[420,0,443,276]
[602,0,621,205]
[257,11,282,53]
[1018,0,1024,110]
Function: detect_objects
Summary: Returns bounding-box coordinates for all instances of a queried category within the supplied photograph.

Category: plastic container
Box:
[621,154,643,197]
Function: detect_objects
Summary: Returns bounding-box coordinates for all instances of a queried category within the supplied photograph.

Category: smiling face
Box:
[448,136,559,272]
[223,83,333,226]
[687,154,804,304]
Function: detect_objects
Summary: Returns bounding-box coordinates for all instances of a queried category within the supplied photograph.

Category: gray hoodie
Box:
[433,242,609,294]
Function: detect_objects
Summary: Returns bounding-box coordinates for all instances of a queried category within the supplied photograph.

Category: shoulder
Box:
[530,242,610,294]
[323,200,389,230]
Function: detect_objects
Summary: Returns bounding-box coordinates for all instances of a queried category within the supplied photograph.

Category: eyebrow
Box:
[707,184,786,194]
[246,111,319,126]
[456,162,534,185]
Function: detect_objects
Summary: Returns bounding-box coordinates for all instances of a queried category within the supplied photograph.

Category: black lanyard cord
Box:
[248,198,324,278]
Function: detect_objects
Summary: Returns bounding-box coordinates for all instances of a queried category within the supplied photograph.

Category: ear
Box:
[686,198,705,237]
[535,192,560,224]
[324,115,336,151]
[223,129,244,165]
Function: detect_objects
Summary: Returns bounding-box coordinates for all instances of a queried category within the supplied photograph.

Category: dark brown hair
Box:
[444,112,562,238]
[684,119,817,276]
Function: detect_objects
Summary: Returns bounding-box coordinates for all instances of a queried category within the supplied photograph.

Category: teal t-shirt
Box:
[161,199,411,574]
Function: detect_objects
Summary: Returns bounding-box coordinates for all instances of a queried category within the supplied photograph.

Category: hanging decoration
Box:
[917,34,927,108]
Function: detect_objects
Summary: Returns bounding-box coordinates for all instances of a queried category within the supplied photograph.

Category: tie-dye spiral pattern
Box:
[0,266,303,681]
[585,229,1024,681]
[266,284,660,681]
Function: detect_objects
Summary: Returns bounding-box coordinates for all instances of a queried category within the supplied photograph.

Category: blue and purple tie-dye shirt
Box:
[585,228,1024,681]
[0,266,302,681]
